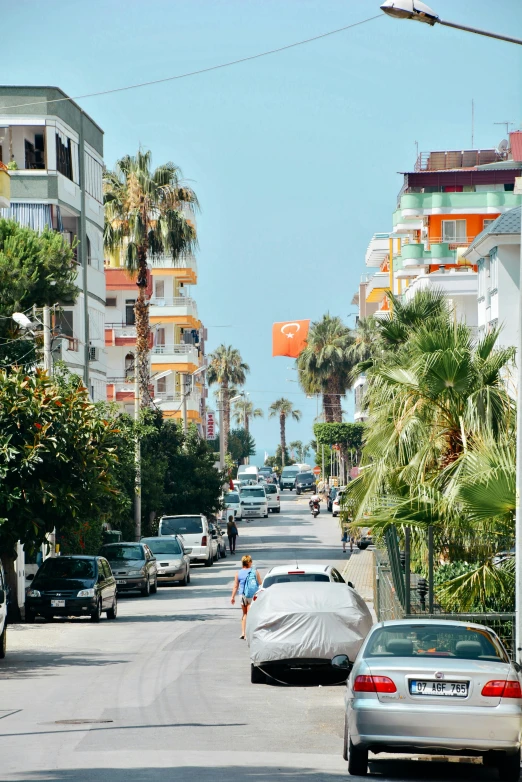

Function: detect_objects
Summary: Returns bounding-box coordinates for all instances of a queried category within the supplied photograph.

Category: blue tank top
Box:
[237,568,253,595]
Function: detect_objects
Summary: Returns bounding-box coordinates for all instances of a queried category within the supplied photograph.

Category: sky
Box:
[4,0,522,464]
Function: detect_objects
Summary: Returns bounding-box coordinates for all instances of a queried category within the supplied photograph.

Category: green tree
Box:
[207,345,249,454]
[103,150,198,404]
[268,398,301,467]
[289,439,312,462]
[297,314,354,422]
[228,427,256,465]
[232,397,263,433]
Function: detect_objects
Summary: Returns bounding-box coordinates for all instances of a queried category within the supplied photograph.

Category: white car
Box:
[239,486,268,519]
[254,563,352,601]
[221,491,242,521]
[332,488,347,517]
[264,484,280,513]
[0,560,6,658]
[158,514,218,567]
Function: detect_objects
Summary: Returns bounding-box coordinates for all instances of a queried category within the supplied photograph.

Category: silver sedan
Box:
[333,618,522,780]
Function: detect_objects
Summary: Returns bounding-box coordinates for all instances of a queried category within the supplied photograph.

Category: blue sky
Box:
[5,0,522,462]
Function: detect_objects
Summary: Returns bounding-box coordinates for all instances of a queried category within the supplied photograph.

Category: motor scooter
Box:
[309,498,320,518]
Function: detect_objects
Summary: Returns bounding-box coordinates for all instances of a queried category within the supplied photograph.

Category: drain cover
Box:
[54,719,113,725]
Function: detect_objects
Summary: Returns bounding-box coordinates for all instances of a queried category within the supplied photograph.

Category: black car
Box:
[327,486,338,512]
[98,542,158,596]
[294,472,317,495]
[25,556,117,623]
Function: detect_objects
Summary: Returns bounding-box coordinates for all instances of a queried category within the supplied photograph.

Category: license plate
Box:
[116,580,127,585]
[51,599,65,607]
[410,680,468,697]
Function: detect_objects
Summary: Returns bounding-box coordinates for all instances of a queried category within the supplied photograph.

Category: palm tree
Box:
[207,345,249,454]
[289,439,312,462]
[232,397,263,433]
[103,149,198,405]
[289,440,302,460]
[269,398,301,467]
[297,314,354,422]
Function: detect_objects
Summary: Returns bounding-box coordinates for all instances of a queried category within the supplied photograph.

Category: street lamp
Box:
[379,0,522,664]
[380,1,522,45]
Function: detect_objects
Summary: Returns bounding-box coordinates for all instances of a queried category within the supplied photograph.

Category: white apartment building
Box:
[0,86,106,400]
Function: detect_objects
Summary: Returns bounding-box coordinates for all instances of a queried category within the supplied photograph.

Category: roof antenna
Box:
[471,98,474,149]
[495,121,514,136]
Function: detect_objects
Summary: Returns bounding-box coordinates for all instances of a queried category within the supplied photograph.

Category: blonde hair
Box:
[242,555,253,567]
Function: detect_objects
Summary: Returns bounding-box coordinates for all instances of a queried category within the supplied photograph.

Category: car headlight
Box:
[77,588,95,598]
[170,560,182,569]
[27,589,41,598]
[127,570,144,576]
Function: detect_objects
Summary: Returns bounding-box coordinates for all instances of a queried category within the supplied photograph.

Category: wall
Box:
[497,244,520,349]
[429,214,499,241]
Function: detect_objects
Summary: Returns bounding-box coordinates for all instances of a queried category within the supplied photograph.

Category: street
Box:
[0,496,503,782]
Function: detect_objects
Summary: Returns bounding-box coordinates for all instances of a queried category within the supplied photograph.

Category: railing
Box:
[374,548,404,622]
[414,149,500,172]
[151,344,199,357]
[106,325,137,338]
[365,272,389,297]
[154,391,199,405]
[149,296,197,315]
[150,252,197,272]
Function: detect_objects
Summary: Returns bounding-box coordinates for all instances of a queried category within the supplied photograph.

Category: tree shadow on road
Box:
[0,651,129,679]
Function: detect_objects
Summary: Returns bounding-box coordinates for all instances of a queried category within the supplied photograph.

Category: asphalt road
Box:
[0,494,502,781]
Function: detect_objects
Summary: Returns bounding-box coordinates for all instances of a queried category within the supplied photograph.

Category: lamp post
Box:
[380,0,522,663]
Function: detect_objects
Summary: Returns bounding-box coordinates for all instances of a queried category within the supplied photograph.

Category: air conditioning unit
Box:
[89,346,99,362]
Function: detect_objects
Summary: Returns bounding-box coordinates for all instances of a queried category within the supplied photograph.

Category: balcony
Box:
[365,233,390,267]
[154,391,202,419]
[365,272,390,303]
[404,268,478,301]
[150,344,200,371]
[150,252,198,282]
[0,163,10,208]
[149,296,199,325]
[105,324,154,348]
[399,191,522,218]
[396,241,473,270]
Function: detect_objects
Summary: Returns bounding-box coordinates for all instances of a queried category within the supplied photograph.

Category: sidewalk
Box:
[341,548,375,616]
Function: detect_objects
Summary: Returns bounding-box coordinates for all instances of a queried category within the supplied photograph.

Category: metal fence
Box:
[374,548,405,622]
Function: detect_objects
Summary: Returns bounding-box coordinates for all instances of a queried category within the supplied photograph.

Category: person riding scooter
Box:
[309,494,321,517]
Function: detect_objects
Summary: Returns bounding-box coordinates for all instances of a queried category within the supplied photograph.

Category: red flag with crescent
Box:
[272,320,310,358]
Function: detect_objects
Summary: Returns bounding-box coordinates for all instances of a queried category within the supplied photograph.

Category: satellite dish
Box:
[497,139,509,154]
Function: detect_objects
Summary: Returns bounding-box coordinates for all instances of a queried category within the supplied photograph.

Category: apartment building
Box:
[0,86,106,400]
[105,247,207,431]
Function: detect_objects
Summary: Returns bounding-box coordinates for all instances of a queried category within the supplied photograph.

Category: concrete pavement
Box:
[0,496,500,781]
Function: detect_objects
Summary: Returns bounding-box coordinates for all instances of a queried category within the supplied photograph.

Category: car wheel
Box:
[497,749,521,781]
[151,576,158,594]
[251,663,266,684]
[343,717,349,761]
[220,544,227,559]
[0,625,6,658]
[348,738,368,776]
[179,571,188,586]
[186,568,191,584]
[141,578,151,597]
[276,508,280,514]
[25,609,35,624]
[107,596,118,620]
[214,548,219,563]
[90,599,102,622]
[296,489,301,495]
[264,513,268,518]
[205,553,213,567]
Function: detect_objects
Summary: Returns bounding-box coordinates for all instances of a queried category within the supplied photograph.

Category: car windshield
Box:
[265,485,277,494]
[364,624,508,662]
[99,545,143,561]
[264,573,330,587]
[282,468,299,476]
[226,494,240,504]
[39,559,96,579]
[297,474,313,481]
[142,539,182,556]
[161,516,203,535]
[241,488,265,498]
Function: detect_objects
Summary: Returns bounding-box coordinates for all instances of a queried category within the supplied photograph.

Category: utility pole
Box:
[42,305,52,375]
[181,373,188,434]
[134,356,141,541]
[218,388,225,470]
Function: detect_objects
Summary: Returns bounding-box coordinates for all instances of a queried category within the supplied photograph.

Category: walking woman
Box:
[227,514,238,554]
[231,555,262,639]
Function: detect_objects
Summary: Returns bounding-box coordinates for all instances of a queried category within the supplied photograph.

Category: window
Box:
[477,259,485,299]
[25,135,45,170]
[160,517,203,535]
[442,220,467,242]
[99,545,144,561]
[156,327,165,347]
[86,236,92,265]
[157,376,166,394]
[56,133,73,181]
[483,218,495,230]
[490,247,498,291]
[364,624,507,662]
[143,538,182,556]
[106,297,117,307]
[84,152,103,203]
[55,310,74,338]
[125,300,135,326]
[125,353,135,379]
[155,280,165,298]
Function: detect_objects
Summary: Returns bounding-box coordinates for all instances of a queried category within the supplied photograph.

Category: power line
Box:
[0,15,382,112]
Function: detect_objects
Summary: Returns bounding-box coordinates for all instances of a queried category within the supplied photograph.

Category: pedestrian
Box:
[341,524,349,553]
[231,555,262,639]
[227,514,238,554]
[350,535,354,553]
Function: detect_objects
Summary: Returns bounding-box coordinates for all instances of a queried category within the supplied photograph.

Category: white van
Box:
[239,485,268,519]
[158,514,216,567]
[237,465,259,484]
[0,560,6,658]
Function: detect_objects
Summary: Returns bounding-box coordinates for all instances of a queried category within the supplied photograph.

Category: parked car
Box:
[239,486,268,519]
[141,536,191,586]
[99,542,158,596]
[209,520,227,559]
[247,582,372,684]
[332,488,347,518]
[25,556,117,623]
[264,483,281,513]
[0,559,6,657]
[337,618,522,779]
[158,514,217,567]
[221,491,241,521]
[294,472,316,495]
[253,563,353,601]
[327,486,339,512]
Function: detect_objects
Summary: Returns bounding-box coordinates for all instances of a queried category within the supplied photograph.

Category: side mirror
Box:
[211,532,218,539]
[0,589,5,604]
[331,654,352,671]
[26,573,34,582]
[347,581,355,589]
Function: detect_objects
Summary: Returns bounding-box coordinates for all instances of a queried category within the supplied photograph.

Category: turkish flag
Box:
[272,320,310,358]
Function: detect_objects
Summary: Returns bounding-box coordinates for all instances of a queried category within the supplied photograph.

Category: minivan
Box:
[280,465,301,491]
[158,514,216,567]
